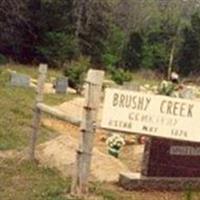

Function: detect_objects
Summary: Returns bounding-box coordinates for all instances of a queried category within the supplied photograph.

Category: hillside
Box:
[0,65,199,199]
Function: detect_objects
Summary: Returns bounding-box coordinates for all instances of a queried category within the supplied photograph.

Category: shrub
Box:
[122,32,143,70]
[102,53,119,67]
[158,80,176,96]
[178,12,200,75]
[103,25,125,67]
[37,32,78,67]
[63,56,91,94]
[107,65,132,85]
[141,42,168,72]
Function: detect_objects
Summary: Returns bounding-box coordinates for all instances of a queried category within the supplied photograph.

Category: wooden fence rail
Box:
[29,64,104,197]
[36,103,81,126]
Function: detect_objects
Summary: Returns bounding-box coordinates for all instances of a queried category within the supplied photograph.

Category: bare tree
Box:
[73,0,110,62]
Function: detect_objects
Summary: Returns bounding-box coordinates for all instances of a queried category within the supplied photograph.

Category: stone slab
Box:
[55,77,68,94]
[10,72,30,87]
[180,87,195,99]
[119,172,200,190]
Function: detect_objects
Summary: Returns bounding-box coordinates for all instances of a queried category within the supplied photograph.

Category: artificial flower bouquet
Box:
[106,133,125,158]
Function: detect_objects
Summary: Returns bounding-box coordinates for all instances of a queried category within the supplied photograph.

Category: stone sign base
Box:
[119,172,200,190]
[143,138,200,177]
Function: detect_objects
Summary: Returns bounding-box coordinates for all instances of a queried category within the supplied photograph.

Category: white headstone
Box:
[10,72,30,87]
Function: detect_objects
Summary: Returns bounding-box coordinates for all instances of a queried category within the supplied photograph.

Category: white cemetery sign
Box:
[101,88,200,142]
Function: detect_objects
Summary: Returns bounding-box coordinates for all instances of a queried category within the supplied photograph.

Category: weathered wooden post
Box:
[71,69,104,196]
[29,64,47,161]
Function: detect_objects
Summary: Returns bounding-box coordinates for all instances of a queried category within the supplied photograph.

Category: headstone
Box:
[10,72,30,87]
[142,138,200,177]
[180,87,195,99]
[55,77,68,94]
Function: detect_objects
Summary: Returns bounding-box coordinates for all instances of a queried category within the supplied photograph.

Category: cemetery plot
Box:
[7,65,200,192]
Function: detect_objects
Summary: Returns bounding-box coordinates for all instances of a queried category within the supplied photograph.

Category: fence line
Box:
[29,64,47,161]
[37,103,81,126]
[28,64,104,198]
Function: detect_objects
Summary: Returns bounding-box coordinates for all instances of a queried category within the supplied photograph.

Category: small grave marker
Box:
[11,72,30,87]
[180,87,195,99]
[55,77,68,94]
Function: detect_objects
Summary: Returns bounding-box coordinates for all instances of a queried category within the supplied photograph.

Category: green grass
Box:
[44,93,76,106]
[0,65,127,200]
[0,158,128,200]
[131,69,162,86]
[3,63,61,80]
[0,159,73,200]
[1,157,199,200]
[105,68,161,87]
[0,67,76,150]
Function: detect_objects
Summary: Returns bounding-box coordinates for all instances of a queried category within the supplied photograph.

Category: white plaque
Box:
[101,88,200,142]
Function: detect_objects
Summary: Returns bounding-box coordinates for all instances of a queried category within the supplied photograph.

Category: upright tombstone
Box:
[55,77,68,94]
[179,87,195,99]
[10,72,30,87]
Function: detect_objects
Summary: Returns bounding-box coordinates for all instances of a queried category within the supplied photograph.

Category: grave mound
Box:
[36,135,129,182]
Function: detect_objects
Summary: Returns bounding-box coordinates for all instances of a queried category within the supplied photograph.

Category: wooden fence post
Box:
[29,64,47,161]
[71,69,104,196]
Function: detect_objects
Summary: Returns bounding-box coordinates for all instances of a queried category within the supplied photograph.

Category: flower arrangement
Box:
[158,80,176,96]
[106,134,125,158]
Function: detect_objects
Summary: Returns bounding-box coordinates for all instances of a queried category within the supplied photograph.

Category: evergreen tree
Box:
[122,32,143,70]
[73,0,110,64]
[178,12,200,75]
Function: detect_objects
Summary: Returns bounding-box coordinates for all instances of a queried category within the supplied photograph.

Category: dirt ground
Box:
[41,96,145,176]
[34,97,198,199]
[40,118,197,200]
[41,117,144,173]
